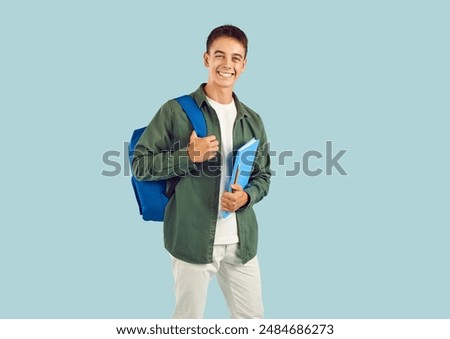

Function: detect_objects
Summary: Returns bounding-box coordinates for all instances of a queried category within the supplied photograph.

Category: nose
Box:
[222,57,233,68]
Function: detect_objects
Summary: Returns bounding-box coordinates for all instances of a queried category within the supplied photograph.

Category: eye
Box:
[232,57,241,62]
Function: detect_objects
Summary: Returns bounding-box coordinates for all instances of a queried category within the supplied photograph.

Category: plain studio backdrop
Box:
[0,0,449,319]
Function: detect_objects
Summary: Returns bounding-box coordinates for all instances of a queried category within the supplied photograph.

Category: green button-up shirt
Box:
[132,84,271,264]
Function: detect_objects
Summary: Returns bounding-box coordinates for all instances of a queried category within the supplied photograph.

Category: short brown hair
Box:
[206,25,248,57]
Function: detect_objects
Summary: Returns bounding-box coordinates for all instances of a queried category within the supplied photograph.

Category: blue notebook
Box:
[222,138,260,218]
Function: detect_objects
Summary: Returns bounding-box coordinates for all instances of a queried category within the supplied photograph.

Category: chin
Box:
[216,77,236,86]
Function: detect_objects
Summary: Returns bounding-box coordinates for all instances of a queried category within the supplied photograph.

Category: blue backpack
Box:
[128,95,207,221]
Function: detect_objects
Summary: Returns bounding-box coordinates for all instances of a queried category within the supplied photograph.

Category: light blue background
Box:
[1,0,449,318]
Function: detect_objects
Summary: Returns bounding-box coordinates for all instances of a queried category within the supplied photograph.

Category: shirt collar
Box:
[193,83,249,119]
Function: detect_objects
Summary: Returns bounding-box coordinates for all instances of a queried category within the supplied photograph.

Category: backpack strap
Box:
[175,95,207,138]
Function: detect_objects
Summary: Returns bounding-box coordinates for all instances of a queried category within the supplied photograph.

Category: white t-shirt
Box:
[206,96,239,245]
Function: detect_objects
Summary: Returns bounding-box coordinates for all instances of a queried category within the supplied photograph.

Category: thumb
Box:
[230,184,243,191]
[190,130,198,142]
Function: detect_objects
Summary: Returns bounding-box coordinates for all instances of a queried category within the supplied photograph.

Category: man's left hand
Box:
[221,184,249,212]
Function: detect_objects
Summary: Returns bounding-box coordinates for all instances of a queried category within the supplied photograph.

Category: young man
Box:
[132,25,271,319]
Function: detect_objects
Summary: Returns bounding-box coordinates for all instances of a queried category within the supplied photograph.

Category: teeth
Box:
[219,71,233,78]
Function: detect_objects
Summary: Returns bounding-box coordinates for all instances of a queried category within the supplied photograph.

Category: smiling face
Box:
[204,37,247,92]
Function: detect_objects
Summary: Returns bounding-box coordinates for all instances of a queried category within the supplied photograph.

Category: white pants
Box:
[170,243,264,319]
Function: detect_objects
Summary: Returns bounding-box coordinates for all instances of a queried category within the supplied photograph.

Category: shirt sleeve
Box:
[132,100,196,181]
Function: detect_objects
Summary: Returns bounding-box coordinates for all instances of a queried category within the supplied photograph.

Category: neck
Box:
[203,83,234,104]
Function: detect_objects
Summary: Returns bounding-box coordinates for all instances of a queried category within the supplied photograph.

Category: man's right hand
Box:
[187,130,219,163]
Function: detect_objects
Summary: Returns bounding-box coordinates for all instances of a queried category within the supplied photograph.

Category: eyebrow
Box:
[213,50,244,59]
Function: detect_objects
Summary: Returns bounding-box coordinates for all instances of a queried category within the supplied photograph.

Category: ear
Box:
[241,58,247,72]
[203,52,210,67]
